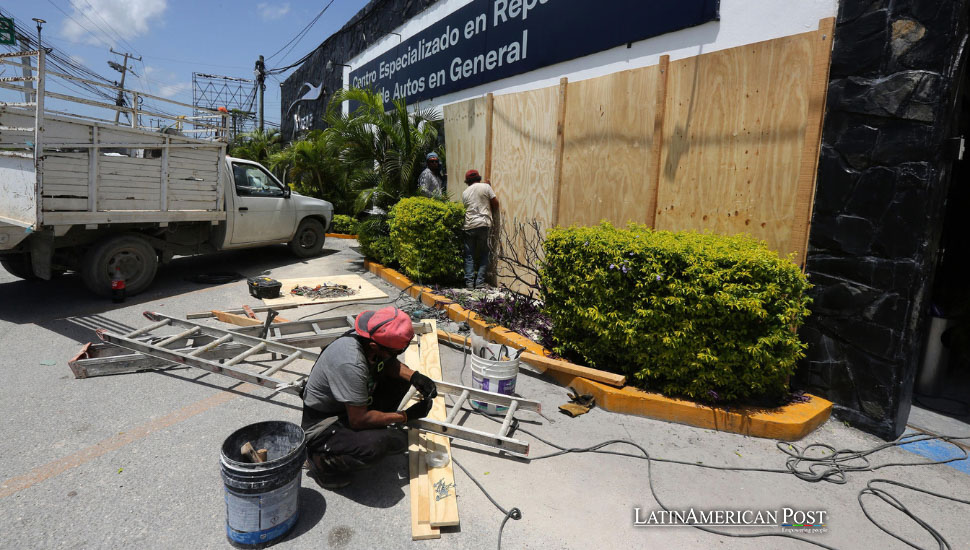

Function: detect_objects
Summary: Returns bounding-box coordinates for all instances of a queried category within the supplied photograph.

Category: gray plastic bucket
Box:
[221,421,306,548]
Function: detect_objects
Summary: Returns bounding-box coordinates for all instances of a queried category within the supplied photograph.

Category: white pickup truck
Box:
[0,49,332,296]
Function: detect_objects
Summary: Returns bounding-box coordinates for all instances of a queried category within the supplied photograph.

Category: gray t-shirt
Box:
[462,182,496,230]
[303,335,396,416]
[418,168,443,198]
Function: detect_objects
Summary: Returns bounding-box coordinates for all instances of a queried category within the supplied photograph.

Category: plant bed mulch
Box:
[364,260,833,440]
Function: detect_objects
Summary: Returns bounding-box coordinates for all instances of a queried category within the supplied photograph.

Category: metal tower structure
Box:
[192,73,257,140]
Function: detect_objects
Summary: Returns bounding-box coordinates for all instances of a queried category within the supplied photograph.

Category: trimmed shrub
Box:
[388,197,464,282]
[541,223,811,403]
[330,214,357,235]
[357,217,396,266]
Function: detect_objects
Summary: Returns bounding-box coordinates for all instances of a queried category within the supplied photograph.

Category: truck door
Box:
[229,162,296,244]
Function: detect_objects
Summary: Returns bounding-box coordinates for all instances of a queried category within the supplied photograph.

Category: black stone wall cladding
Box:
[797,0,969,438]
[279,0,442,139]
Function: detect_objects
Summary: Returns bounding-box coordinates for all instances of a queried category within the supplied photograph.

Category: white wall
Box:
[344,0,838,111]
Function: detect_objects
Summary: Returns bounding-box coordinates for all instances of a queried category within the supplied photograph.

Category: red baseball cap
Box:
[355,306,414,351]
[465,169,481,182]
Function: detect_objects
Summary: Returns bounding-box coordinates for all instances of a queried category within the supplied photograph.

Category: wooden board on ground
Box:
[405,343,440,540]
[417,321,459,527]
[259,275,386,306]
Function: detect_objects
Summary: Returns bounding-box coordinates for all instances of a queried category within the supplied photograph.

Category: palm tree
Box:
[227,128,283,167]
[324,88,442,214]
[268,130,356,214]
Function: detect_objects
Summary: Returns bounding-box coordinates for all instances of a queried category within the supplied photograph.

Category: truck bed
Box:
[0,107,227,229]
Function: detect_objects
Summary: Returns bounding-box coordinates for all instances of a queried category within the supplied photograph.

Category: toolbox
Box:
[247,276,282,299]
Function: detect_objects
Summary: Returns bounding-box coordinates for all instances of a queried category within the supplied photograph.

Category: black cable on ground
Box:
[296,283,416,320]
[442,338,970,549]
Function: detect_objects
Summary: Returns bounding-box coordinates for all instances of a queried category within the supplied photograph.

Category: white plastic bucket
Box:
[470,343,519,414]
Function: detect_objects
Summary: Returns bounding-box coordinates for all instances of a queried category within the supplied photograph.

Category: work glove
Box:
[403,398,434,421]
[410,371,438,399]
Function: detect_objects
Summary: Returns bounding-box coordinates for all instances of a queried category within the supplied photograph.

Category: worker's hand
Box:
[410,371,438,399]
[403,398,434,421]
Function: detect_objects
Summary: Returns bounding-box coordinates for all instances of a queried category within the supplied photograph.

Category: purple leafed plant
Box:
[438,288,556,351]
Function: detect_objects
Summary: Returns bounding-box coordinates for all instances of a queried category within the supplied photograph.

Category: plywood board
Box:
[259,274,387,306]
[405,343,440,540]
[560,65,663,228]
[655,31,817,258]
[443,97,488,203]
[490,86,560,293]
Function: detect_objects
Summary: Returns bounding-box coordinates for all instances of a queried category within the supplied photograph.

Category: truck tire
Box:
[81,234,159,297]
[288,218,326,258]
[0,255,37,280]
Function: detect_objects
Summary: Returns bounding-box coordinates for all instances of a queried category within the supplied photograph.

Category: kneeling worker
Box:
[301,306,438,488]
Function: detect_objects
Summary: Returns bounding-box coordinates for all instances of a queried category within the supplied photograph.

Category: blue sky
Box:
[0,0,371,127]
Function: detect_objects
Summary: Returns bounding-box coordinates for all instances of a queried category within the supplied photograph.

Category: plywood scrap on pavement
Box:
[259,274,386,306]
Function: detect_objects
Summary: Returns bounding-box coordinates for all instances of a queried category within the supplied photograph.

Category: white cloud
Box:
[257,2,290,21]
[156,82,190,99]
[61,0,167,46]
[69,55,86,65]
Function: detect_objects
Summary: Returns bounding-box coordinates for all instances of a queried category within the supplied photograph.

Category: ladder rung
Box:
[310,323,321,334]
[499,400,519,437]
[126,319,171,338]
[155,327,199,347]
[445,389,469,424]
[225,342,266,366]
[262,351,302,376]
[188,334,233,356]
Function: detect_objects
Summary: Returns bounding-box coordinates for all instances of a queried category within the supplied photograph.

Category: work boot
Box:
[306,455,352,489]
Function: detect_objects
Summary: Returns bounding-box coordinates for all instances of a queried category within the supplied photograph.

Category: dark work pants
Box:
[463,226,490,288]
[302,376,410,473]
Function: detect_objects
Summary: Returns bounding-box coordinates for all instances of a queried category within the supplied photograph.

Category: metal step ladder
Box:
[86,312,539,454]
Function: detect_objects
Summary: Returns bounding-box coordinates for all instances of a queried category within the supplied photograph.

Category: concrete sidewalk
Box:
[1,238,968,549]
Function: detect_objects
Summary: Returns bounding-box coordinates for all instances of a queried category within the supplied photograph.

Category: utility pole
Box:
[254,55,265,132]
[109,48,141,125]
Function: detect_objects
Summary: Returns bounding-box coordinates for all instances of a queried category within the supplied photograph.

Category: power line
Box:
[266,0,336,64]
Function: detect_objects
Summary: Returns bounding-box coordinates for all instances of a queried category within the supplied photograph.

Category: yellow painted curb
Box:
[364,260,833,440]
[326,233,358,239]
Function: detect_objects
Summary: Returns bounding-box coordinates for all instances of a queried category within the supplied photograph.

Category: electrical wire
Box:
[266,0,337,64]
[441,339,970,550]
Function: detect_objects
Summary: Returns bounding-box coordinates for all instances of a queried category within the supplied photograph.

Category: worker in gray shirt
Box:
[418,152,444,198]
[301,306,437,488]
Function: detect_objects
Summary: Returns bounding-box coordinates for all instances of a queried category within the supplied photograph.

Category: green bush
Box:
[330,214,358,235]
[541,223,811,403]
[357,217,397,266]
[388,197,464,282]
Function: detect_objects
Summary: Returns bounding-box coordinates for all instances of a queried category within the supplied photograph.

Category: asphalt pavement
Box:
[1,237,969,550]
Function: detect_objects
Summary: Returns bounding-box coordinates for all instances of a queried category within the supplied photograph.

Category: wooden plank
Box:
[551,77,568,227]
[43,197,87,211]
[405,343,440,540]
[41,210,225,224]
[559,64,662,228]
[41,184,88,196]
[436,329,627,387]
[418,321,459,528]
[491,86,559,293]
[89,125,98,212]
[484,92,494,181]
[210,310,291,327]
[97,198,161,210]
[649,55,670,228]
[655,31,817,258]
[443,97,488,203]
[166,199,218,210]
[792,17,835,268]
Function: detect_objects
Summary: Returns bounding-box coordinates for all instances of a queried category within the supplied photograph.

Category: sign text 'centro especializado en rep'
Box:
[348,0,719,105]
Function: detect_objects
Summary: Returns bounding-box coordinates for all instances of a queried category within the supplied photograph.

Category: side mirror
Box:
[283,187,291,198]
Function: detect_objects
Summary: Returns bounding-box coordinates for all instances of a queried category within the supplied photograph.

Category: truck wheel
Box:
[0,255,37,280]
[289,218,326,258]
[81,235,159,297]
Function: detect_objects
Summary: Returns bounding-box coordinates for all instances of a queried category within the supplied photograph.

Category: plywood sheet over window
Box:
[559,65,661,228]
[490,86,559,293]
[655,31,816,259]
[443,98,488,203]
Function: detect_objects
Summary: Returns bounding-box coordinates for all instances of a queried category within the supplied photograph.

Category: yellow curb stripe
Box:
[0,385,254,499]
[364,260,833,440]
[326,233,358,239]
